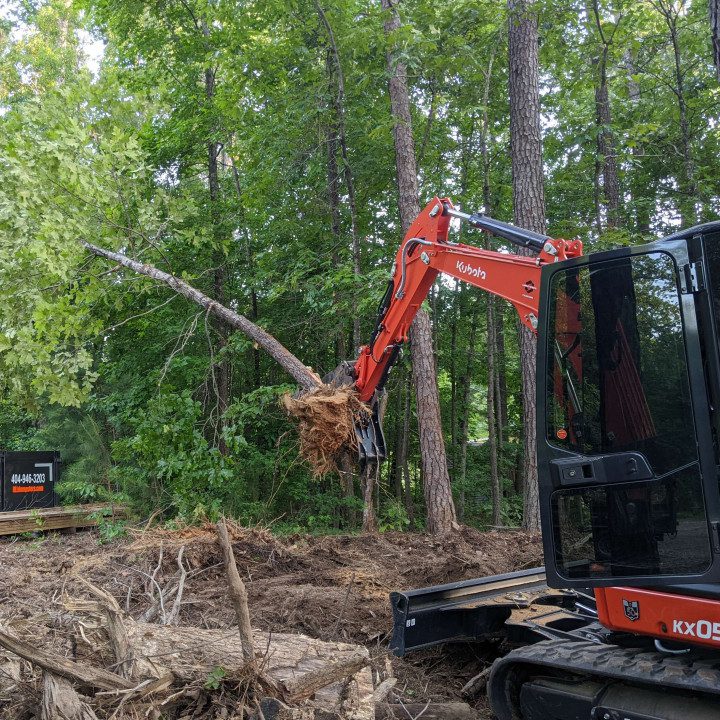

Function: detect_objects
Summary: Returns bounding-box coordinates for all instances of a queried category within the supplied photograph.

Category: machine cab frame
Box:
[537,229,720,588]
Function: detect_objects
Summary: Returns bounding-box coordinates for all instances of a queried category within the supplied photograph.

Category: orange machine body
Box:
[596,586,720,649]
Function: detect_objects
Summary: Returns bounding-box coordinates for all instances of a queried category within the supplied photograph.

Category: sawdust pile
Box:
[281,384,369,474]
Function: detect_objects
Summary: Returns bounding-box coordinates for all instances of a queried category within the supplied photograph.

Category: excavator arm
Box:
[345,197,583,463]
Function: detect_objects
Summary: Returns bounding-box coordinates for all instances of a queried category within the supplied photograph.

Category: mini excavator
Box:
[336,197,720,719]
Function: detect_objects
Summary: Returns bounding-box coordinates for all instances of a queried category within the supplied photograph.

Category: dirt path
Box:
[0,525,542,717]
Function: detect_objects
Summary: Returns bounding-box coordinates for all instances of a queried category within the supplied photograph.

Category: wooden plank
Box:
[0,503,126,536]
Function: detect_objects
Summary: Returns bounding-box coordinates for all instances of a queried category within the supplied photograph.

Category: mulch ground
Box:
[0,524,543,717]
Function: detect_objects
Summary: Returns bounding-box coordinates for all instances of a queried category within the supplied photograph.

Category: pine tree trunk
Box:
[508,0,543,532]
[588,0,621,230]
[624,50,651,234]
[410,314,458,533]
[324,59,358,523]
[393,369,405,500]
[228,153,261,387]
[487,296,502,527]
[458,295,481,521]
[652,2,698,225]
[381,0,457,534]
[594,54,620,228]
[670,21,698,226]
[326,55,345,362]
[710,0,720,83]
[315,0,362,351]
[204,50,230,456]
[401,372,414,525]
[449,285,459,482]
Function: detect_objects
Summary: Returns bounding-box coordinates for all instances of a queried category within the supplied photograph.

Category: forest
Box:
[1,0,720,539]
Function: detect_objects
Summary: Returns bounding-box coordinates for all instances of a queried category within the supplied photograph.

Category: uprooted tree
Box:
[81,241,373,489]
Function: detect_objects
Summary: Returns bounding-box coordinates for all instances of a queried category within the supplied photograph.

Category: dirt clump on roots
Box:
[281,384,369,474]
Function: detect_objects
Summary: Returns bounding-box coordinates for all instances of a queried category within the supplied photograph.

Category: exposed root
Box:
[281,385,369,475]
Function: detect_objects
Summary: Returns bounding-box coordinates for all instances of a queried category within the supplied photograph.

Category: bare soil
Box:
[0,524,542,717]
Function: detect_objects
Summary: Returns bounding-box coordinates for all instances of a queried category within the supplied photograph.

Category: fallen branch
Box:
[165,545,187,626]
[370,677,397,705]
[460,664,491,699]
[216,520,255,662]
[82,241,321,390]
[0,627,133,691]
[78,579,136,680]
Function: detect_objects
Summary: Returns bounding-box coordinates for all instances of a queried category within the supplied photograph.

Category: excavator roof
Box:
[663,220,720,242]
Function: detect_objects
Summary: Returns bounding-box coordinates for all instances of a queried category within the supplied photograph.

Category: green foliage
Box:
[111,392,234,520]
[379,499,410,532]
[204,667,227,691]
[0,0,718,534]
[90,510,127,544]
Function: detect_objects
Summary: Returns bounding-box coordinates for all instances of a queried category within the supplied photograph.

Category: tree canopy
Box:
[1,0,719,532]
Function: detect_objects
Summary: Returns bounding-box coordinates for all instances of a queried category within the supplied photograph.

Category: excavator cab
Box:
[380,206,720,716]
[537,225,720,589]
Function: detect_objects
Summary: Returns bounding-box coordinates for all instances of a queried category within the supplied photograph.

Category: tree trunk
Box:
[82,242,321,390]
[203,41,230,456]
[449,283,459,482]
[652,2,697,225]
[382,0,457,535]
[410,314,457,533]
[710,0,720,83]
[228,154,261,386]
[624,50,651,234]
[487,296,502,527]
[588,0,621,230]
[400,371,414,525]
[326,56,345,361]
[508,0,544,531]
[314,0,362,352]
[361,464,378,533]
[325,57,357,522]
[458,294,481,521]
[478,51,505,509]
[393,368,405,500]
[670,20,698,226]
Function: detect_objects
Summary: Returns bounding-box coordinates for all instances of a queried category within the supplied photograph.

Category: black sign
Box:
[2,452,59,512]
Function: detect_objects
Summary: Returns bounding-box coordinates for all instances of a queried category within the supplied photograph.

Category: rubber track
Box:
[488,639,720,720]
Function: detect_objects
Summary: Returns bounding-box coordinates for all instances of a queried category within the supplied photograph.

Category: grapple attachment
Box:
[355,399,387,466]
[322,361,387,467]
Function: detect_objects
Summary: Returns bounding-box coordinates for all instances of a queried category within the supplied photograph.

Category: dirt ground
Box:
[0,524,543,718]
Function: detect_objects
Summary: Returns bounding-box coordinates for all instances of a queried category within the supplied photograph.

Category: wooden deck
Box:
[0,503,126,536]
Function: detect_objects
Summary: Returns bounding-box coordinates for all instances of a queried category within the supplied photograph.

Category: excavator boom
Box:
[346,197,581,462]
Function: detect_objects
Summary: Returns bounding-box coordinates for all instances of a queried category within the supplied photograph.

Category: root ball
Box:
[281,385,368,475]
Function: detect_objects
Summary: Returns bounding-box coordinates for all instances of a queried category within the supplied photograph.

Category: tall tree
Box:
[508,0,544,531]
[381,0,458,535]
[650,0,698,226]
[587,0,622,230]
[314,0,363,352]
[710,0,720,82]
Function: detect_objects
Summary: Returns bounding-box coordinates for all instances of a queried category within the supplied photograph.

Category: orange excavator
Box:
[338,197,720,718]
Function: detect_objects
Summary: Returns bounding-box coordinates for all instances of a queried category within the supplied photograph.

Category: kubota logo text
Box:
[456,260,486,280]
[673,619,720,642]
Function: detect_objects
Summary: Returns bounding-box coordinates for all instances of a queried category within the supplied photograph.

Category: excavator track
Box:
[488,639,720,720]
